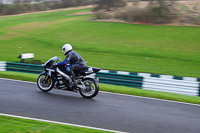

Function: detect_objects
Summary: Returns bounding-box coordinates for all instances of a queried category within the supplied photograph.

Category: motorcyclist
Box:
[56,44,87,87]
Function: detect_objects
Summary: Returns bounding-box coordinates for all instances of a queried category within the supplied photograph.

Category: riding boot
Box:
[69,69,77,87]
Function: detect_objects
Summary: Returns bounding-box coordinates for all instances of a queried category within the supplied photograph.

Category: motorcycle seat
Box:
[76,67,101,75]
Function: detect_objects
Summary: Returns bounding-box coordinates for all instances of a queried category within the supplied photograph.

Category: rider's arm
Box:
[57,58,69,66]
[57,52,72,66]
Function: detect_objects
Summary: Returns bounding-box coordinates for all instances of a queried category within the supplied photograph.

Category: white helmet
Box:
[62,44,72,55]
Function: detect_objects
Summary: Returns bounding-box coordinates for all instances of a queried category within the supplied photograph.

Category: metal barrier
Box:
[0,61,6,71]
[0,61,200,96]
[96,72,143,88]
[6,62,43,74]
[142,77,200,96]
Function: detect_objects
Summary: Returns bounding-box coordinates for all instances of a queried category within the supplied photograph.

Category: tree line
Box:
[0,0,95,15]
[94,0,178,24]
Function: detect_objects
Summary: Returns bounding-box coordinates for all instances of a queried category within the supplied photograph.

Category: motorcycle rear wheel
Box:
[79,78,99,99]
[37,73,54,92]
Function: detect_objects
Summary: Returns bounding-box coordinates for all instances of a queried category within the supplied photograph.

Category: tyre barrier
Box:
[0,61,200,96]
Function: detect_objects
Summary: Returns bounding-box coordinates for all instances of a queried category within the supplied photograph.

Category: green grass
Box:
[1,71,200,105]
[0,8,200,77]
[0,115,112,133]
[0,71,38,82]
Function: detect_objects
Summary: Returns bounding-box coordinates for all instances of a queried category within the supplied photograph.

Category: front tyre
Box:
[37,73,54,92]
[79,78,99,99]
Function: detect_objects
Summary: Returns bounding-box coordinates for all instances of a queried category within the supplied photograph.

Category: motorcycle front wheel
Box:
[79,78,99,99]
[37,73,54,92]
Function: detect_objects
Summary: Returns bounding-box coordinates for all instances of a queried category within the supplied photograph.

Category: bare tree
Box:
[0,0,3,14]
[147,0,177,23]
[94,0,127,11]
[0,0,94,16]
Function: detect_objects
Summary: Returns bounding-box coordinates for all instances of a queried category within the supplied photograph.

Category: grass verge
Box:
[0,115,112,133]
[1,71,200,105]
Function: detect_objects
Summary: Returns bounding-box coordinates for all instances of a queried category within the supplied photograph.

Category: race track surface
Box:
[0,78,200,133]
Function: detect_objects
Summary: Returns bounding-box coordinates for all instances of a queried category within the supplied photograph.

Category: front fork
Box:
[44,70,52,84]
[43,74,50,84]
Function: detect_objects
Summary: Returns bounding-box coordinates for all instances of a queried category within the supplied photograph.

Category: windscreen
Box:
[44,56,62,66]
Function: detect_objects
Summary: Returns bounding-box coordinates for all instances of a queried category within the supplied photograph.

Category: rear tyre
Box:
[79,78,99,99]
[37,73,54,92]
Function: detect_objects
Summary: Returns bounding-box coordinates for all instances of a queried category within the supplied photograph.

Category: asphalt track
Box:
[0,78,200,133]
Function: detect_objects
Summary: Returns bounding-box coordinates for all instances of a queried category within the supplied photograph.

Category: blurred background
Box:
[1,0,200,25]
[0,0,200,77]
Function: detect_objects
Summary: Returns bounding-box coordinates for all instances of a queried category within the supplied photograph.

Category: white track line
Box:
[0,78,200,107]
[0,78,37,84]
[0,113,127,133]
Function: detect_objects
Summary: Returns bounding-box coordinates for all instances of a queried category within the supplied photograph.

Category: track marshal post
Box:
[18,53,34,63]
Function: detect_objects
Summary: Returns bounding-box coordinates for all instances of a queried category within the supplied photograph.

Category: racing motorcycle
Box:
[37,56,101,98]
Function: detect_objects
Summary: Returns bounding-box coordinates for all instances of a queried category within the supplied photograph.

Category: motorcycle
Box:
[37,56,101,99]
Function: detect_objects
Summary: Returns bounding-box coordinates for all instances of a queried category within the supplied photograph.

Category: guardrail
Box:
[0,61,200,96]
[96,72,143,88]
[0,61,6,71]
[6,62,43,74]
[142,77,199,96]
